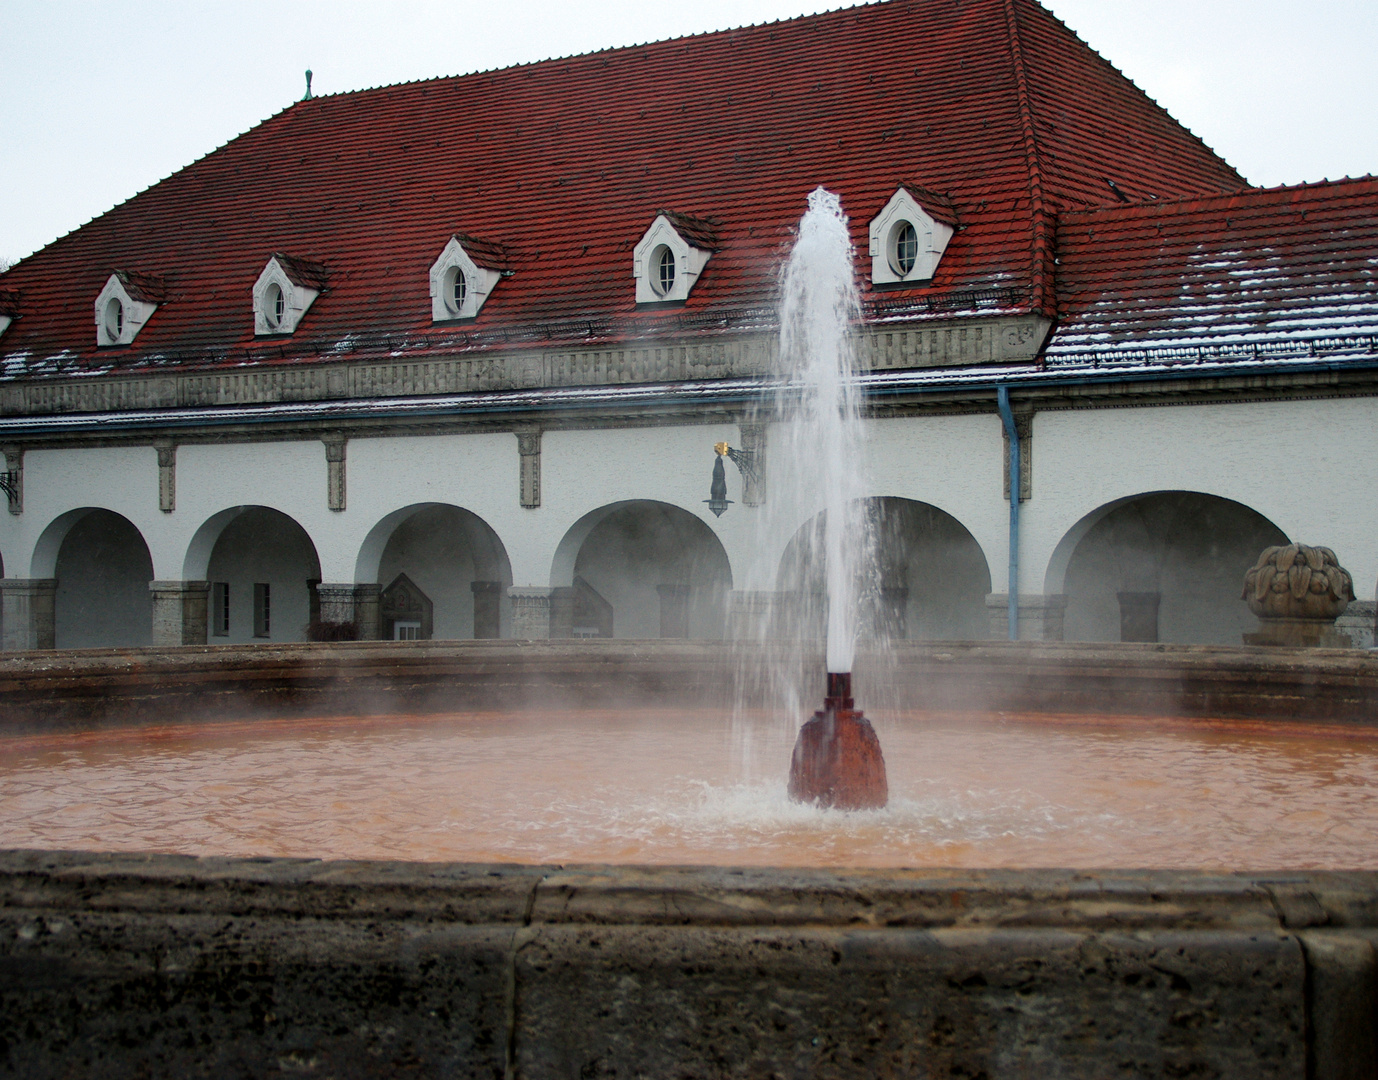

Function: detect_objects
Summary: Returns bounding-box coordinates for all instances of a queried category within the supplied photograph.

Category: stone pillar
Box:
[1334,601,1376,650]
[471,580,503,639]
[515,428,541,509]
[738,422,767,506]
[149,580,209,646]
[3,446,23,515]
[509,587,554,639]
[313,583,380,639]
[657,584,690,639]
[0,579,56,650]
[1117,591,1161,643]
[985,593,1067,641]
[322,436,347,512]
[1002,410,1033,502]
[154,440,176,512]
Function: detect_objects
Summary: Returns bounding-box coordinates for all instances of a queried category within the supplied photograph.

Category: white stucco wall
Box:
[0,393,1373,647]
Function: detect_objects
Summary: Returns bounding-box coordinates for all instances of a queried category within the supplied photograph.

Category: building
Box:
[0,0,1374,651]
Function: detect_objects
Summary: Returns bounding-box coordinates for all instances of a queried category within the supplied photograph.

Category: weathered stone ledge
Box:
[0,638,1375,731]
[2,851,1375,1077]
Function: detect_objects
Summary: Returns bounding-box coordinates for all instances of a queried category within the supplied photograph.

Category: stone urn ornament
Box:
[1242,544,1354,647]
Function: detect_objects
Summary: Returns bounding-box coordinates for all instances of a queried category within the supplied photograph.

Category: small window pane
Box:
[655,246,676,296]
[893,221,918,276]
[452,268,467,308]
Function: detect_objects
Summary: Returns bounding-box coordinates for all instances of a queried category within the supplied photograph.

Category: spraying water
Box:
[776,187,869,672]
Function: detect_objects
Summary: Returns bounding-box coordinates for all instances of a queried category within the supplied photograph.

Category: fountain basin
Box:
[2,851,1376,1078]
[3,640,1378,1075]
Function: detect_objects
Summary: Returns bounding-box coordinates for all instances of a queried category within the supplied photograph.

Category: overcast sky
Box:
[3,0,1376,264]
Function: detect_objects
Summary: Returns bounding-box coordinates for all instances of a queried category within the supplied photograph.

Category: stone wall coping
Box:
[4,850,1376,933]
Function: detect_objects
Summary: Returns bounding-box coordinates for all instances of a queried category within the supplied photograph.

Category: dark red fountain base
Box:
[787,672,889,810]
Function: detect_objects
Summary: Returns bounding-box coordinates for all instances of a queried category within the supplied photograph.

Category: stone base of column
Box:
[312,583,382,641]
[1335,601,1376,650]
[727,591,778,641]
[149,581,210,647]
[509,587,555,639]
[985,593,1068,641]
[0,579,56,651]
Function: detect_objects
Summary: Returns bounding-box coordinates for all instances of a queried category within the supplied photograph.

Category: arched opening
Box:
[48,509,154,649]
[1059,491,1288,645]
[556,501,732,639]
[368,504,512,640]
[777,498,992,641]
[200,506,321,644]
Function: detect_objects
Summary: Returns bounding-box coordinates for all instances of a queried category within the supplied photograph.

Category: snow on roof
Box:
[1048,176,1378,367]
[0,0,1243,379]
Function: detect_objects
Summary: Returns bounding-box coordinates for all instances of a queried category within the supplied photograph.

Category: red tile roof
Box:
[1048,176,1378,367]
[0,0,1245,378]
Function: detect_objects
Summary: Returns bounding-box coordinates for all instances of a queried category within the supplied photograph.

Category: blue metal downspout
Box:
[996,386,1020,641]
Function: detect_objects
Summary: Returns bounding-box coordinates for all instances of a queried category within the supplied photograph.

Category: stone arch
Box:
[552,500,732,639]
[33,507,155,649]
[1050,491,1289,645]
[194,506,322,644]
[358,503,512,640]
[777,497,993,641]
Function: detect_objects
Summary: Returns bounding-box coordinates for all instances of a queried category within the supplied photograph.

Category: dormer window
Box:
[429,235,505,322]
[94,270,163,347]
[868,186,958,286]
[633,211,718,305]
[253,254,327,336]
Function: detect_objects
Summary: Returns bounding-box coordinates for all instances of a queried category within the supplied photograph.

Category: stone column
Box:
[0,579,56,650]
[1117,591,1161,643]
[313,583,381,640]
[1002,410,1033,502]
[3,446,23,515]
[322,436,347,512]
[470,580,503,639]
[657,584,690,639]
[738,422,767,506]
[509,587,554,639]
[154,440,176,513]
[149,580,209,646]
[985,593,1068,641]
[514,428,542,509]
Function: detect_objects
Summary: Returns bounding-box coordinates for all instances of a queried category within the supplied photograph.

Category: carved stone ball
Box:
[1242,544,1353,620]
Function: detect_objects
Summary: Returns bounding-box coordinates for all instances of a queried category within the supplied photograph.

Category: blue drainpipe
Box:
[996,386,1020,641]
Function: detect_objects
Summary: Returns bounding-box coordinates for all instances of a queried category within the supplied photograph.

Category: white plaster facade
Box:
[2,390,1373,649]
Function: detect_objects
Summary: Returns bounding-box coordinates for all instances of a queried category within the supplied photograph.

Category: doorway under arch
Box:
[198,506,322,644]
[1057,491,1288,645]
[777,497,992,642]
[43,508,154,649]
[556,501,732,639]
[366,504,512,640]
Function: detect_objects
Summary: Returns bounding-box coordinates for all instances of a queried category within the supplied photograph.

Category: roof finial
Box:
[303,69,314,101]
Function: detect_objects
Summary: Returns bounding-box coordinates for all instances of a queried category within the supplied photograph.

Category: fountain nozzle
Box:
[788,671,888,811]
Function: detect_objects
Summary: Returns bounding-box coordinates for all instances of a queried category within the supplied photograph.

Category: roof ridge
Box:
[1002,0,1056,317]
[1059,174,1378,221]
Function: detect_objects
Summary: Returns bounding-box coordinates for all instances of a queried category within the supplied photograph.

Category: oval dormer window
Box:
[890,220,918,277]
[652,245,676,297]
[265,283,285,330]
[104,298,124,341]
[445,265,467,316]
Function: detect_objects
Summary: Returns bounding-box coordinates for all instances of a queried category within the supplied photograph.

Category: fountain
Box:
[764,188,890,810]
[3,190,1378,1076]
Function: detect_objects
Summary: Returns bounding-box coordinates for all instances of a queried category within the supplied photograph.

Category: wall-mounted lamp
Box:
[705,442,759,517]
